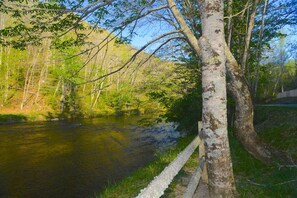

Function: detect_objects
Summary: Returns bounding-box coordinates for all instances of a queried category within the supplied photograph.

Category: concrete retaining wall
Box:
[277,89,297,99]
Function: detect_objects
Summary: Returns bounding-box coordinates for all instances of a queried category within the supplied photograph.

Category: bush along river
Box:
[0,116,180,198]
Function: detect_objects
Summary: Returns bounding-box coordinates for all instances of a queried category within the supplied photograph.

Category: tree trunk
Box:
[20,49,40,109]
[35,40,50,104]
[254,0,269,96]
[60,79,66,113]
[227,0,233,47]
[4,50,9,104]
[225,44,272,163]
[168,0,236,194]
[0,9,4,106]
[241,0,260,74]
[198,0,236,197]
[167,0,272,168]
[92,80,105,109]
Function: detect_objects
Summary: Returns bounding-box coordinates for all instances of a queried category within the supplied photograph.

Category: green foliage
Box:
[232,106,297,197]
[162,86,202,133]
[150,52,202,133]
[0,114,28,123]
[0,24,175,119]
[256,58,297,99]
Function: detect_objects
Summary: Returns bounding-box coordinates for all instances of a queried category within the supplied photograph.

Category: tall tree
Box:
[198,0,236,196]
[241,0,260,75]
[2,0,296,191]
[227,0,233,47]
[254,0,269,96]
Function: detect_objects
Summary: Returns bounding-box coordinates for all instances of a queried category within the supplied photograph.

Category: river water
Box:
[0,117,180,198]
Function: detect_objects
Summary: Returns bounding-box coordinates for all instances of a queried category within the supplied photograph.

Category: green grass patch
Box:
[232,135,297,198]
[233,106,297,197]
[96,134,197,198]
[0,114,28,123]
[255,106,297,159]
[96,106,297,197]
[0,112,48,123]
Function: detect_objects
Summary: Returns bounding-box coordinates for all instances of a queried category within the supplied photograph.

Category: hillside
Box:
[0,22,178,121]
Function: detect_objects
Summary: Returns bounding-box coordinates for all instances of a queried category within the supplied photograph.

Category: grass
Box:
[255,106,297,159]
[96,106,297,197]
[96,134,197,198]
[231,135,297,198]
[233,106,297,198]
[0,112,53,123]
[0,114,29,123]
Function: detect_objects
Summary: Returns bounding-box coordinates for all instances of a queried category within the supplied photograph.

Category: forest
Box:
[0,0,297,197]
[0,23,179,120]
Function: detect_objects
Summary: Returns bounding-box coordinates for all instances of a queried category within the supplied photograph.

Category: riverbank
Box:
[97,134,198,198]
[0,112,47,124]
[97,106,297,197]
[0,109,161,124]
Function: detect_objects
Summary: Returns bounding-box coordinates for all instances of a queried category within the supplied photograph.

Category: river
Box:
[0,117,180,198]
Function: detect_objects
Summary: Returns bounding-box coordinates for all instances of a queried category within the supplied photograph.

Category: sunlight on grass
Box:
[96,107,297,198]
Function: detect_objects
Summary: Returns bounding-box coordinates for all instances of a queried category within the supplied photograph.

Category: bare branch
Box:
[77,82,111,99]
[131,36,184,74]
[152,13,179,29]
[224,2,251,19]
[166,0,201,55]
[77,30,181,85]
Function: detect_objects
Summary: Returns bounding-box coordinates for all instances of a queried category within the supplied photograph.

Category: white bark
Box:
[20,49,40,109]
[167,0,236,195]
[198,0,236,197]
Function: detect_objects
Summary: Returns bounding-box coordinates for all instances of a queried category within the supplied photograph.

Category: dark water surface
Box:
[0,117,179,198]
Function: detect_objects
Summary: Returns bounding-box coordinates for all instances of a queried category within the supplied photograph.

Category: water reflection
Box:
[0,117,179,198]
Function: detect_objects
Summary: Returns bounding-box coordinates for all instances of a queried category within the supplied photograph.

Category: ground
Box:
[98,106,297,197]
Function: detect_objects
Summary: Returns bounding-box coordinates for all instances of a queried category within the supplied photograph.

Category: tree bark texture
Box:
[198,0,236,197]
[225,45,272,163]
[167,0,273,169]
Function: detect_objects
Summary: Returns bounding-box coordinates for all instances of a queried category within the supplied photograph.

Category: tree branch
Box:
[76,30,181,85]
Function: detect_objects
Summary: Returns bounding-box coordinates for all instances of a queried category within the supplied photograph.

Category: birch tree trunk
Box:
[254,0,269,96]
[167,0,273,167]
[0,11,3,69]
[241,0,260,74]
[20,49,40,109]
[35,40,50,104]
[198,0,236,196]
[1,13,9,105]
[92,79,105,109]
[227,0,233,47]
